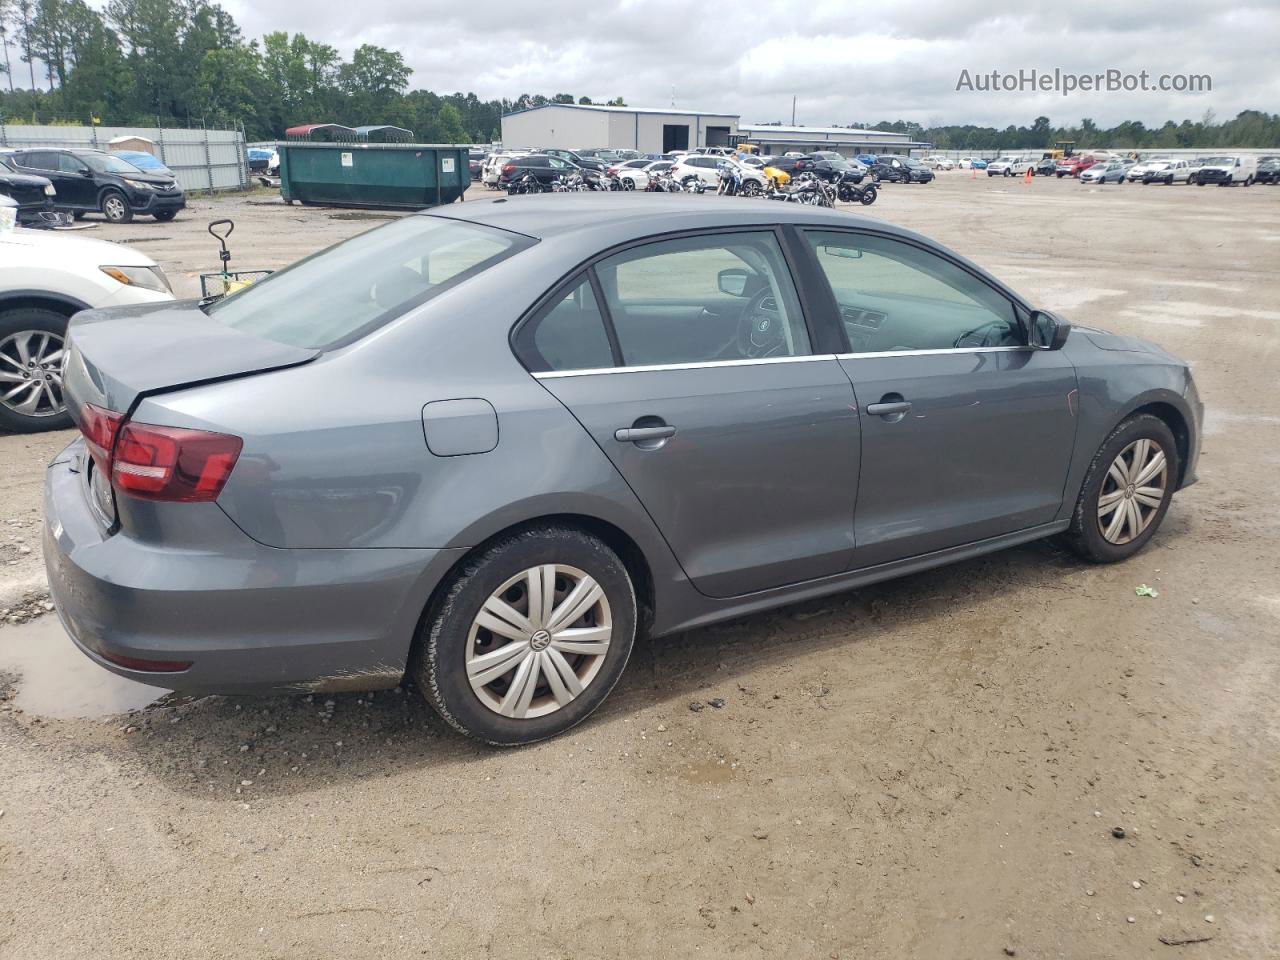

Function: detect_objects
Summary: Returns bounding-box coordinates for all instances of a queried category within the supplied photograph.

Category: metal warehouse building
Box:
[501,104,740,155]
[737,124,930,157]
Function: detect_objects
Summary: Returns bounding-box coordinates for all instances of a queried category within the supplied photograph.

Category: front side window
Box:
[82,153,141,174]
[58,153,89,174]
[208,216,531,349]
[804,231,1021,354]
[595,232,810,366]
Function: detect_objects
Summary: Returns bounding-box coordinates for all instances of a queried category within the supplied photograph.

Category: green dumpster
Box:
[276,142,471,209]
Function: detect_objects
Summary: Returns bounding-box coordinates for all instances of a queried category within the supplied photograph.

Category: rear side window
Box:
[514,276,615,372]
[18,151,57,171]
[208,216,532,349]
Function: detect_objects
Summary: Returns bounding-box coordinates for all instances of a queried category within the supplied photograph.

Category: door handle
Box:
[866,401,912,417]
[615,425,677,443]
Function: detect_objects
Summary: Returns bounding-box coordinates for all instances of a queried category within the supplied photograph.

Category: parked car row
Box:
[481,146,936,194]
[0,147,186,223]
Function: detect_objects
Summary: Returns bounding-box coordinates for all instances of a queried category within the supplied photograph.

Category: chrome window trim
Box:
[531,354,837,379]
[836,346,1037,359]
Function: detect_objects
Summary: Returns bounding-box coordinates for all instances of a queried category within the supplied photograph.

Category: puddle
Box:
[0,616,174,719]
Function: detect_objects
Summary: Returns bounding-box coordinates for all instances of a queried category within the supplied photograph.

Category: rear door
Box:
[521,229,860,598]
[798,229,1078,568]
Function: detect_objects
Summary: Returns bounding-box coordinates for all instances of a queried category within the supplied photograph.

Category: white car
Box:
[1141,158,1193,185]
[920,155,955,170]
[0,224,173,432]
[1125,158,1171,182]
[670,155,725,188]
[482,151,525,188]
[617,160,673,190]
[986,156,1036,177]
[1192,155,1258,186]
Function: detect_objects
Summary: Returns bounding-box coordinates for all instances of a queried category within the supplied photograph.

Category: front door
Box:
[526,230,860,598]
[800,229,1079,568]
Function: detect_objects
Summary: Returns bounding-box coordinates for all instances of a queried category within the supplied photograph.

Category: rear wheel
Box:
[1063,414,1178,563]
[415,526,637,745]
[741,180,761,197]
[0,307,71,433]
[100,189,133,223]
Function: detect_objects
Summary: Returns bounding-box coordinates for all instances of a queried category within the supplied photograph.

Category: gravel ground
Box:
[1,174,1278,959]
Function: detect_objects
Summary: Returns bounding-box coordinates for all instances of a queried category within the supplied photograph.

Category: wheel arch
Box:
[1128,400,1192,488]
[0,291,89,319]
[408,511,660,666]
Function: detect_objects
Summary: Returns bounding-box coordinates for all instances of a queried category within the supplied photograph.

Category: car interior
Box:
[805,232,1023,353]
[524,235,811,371]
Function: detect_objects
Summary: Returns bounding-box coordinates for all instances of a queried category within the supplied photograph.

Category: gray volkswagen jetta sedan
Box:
[44,194,1202,744]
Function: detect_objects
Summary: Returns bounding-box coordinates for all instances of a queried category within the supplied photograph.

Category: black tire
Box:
[1062,414,1179,563]
[100,189,133,223]
[71,210,86,221]
[742,180,761,197]
[0,306,73,433]
[415,526,637,746]
[153,209,178,222]
[859,186,878,205]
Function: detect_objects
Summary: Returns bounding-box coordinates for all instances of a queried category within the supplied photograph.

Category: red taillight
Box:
[80,403,123,473]
[79,403,242,502]
[502,163,515,173]
[113,422,242,501]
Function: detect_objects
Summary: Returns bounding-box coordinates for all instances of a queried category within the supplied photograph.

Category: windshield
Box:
[82,153,144,174]
[207,216,532,349]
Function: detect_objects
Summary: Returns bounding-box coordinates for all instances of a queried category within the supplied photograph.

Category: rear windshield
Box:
[207,216,531,349]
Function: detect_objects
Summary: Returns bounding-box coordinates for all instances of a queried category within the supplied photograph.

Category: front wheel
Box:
[741,180,761,197]
[1063,414,1178,563]
[415,526,637,745]
[153,209,178,222]
[100,189,133,223]
[0,307,72,433]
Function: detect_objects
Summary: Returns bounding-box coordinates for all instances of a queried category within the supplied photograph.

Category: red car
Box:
[1055,155,1099,178]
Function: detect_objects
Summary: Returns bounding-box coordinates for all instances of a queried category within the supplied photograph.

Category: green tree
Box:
[436,101,468,143]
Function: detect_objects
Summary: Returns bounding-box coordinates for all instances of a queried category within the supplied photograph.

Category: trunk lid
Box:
[65,300,318,418]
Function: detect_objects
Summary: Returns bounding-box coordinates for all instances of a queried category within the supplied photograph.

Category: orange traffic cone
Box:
[1024,166,1033,184]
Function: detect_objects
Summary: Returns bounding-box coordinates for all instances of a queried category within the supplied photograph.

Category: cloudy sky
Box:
[147,1,1280,126]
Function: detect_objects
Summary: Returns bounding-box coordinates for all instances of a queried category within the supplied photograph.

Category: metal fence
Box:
[0,122,249,192]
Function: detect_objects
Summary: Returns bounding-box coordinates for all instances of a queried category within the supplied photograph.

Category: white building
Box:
[501,104,740,155]
[737,124,931,157]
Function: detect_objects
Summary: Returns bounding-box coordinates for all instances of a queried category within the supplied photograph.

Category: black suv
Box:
[536,148,608,173]
[6,147,185,223]
[498,154,587,187]
[868,155,934,184]
[808,158,865,184]
[0,153,59,225]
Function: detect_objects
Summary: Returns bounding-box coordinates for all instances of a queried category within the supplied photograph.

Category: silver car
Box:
[45,195,1203,744]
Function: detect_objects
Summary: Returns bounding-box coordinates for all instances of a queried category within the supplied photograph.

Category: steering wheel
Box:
[736,287,787,358]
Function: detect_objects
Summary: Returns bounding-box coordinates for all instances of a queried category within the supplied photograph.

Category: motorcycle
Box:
[767,172,835,207]
[506,172,545,195]
[836,170,878,206]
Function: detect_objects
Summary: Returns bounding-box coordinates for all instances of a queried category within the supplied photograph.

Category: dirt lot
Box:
[2,175,1278,959]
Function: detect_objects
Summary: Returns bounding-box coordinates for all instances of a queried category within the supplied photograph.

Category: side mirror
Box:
[717,268,751,297]
[1028,309,1071,350]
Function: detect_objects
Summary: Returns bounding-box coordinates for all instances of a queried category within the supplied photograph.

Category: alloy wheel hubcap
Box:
[1097,438,1168,544]
[466,564,612,719]
[0,330,66,418]
[105,198,124,218]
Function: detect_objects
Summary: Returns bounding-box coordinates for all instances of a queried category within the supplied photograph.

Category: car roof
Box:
[433,192,911,244]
